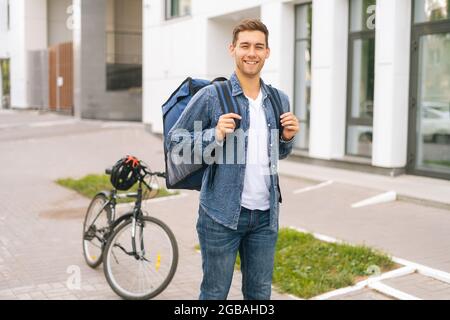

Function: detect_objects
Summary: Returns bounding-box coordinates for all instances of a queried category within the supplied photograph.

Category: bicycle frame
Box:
[111,175,154,259]
[85,165,165,259]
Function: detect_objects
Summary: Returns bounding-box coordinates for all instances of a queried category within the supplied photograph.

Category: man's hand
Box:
[280,112,299,141]
[215,113,242,142]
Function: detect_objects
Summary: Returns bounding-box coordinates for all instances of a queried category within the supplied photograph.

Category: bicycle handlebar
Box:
[141,166,166,178]
[105,166,166,179]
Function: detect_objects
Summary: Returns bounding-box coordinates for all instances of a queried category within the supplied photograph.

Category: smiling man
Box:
[167,18,299,300]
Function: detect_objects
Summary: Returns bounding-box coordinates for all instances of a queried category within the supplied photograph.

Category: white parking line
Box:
[0,123,22,129]
[292,180,334,194]
[392,256,450,284]
[368,282,420,300]
[311,266,415,300]
[0,119,78,130]
[351,191,397,208]
[30,119,78,127]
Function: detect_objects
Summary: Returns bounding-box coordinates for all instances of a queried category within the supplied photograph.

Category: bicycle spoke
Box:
[88,241,102,250]
[111,248,120,265]
[140,260,156,290]
[104,216,178,299]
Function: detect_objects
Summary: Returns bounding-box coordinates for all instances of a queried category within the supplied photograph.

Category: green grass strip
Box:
[56,174,177,203]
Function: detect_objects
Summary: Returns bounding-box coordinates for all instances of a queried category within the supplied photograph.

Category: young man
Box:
[168,19,299,300]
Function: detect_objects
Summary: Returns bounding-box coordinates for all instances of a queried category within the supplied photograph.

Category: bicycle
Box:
[82,159,179,300]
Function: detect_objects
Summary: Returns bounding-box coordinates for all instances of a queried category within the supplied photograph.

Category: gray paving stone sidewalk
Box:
[0,111,292,300]
[1,110,450,300]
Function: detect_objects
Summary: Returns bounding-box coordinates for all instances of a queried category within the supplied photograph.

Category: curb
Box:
[278,171,450,211]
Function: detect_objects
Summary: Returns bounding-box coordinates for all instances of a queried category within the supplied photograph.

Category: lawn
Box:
[196,228,397,299]
[56,173,177,203]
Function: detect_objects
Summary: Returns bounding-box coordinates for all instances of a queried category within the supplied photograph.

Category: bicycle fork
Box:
[131,214,146,260]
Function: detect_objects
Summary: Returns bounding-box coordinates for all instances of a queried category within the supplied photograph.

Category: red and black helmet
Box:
[110,155,141,191]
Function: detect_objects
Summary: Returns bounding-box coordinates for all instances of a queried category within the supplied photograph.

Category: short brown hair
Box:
[232,18,269,48]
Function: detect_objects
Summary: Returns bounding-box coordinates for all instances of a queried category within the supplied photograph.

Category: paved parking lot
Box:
[1,110,450,300]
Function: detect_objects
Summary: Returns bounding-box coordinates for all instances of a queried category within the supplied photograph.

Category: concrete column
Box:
[9,0,47,108]
[261,1,295,101]
[73,0,107,118]
[73,0,142,121]
[309,0,349,159]
[372,0,412,168]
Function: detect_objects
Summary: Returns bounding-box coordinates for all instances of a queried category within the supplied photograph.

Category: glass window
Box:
[414,0,450,23]
[350,38,375,120]
[0,59,10,109]
[7,0,9,30]
[346,0,376,158]
[350,0,376,32]
[0,0,8,32]
[346,125,373,157]
[294,3,312,150]
[106,0,142,91]
[415,33,450,173]
[166,0,191,20]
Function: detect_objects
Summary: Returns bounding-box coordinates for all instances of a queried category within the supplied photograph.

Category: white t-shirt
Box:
[240,90,271,211]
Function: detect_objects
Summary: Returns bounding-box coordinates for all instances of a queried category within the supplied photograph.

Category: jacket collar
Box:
[229,71,270,100]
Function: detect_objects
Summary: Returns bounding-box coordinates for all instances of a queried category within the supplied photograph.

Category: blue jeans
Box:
[196,206,278,300]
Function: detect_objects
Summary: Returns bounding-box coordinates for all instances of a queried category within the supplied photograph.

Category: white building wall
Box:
[309,0,348,159]
[0,0,10,57]
[0,0,11,107]
[372,0,411,168]
[8,0,27,108]
[47,0,73,47]
[143,0,295,134]
[143,0,209,133]
[261,1,294,99]
[6,0,47,109]
[143,0,412,171]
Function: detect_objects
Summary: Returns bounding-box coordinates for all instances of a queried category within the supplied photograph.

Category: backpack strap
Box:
[225,80,241,128]
[212,81,228,114]
[266,85,283,134]
[213,80,241,128]
[211,80,237,187]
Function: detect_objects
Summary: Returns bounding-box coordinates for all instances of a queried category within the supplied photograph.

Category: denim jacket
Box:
[167,72,294,232]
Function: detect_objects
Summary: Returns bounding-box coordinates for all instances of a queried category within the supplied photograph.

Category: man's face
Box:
[229,30,270,78]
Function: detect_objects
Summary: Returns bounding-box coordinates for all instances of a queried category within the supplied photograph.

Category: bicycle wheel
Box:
[82,193,111,268]
[103,215,178,300]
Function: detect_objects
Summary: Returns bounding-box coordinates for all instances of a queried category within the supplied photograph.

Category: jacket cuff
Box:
[280,135,295,143]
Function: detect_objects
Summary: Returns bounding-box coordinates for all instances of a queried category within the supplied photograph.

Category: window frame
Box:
[406,0,450,180]
[345,0,377,158]
[164,0,191,21]
[293,2,313,151]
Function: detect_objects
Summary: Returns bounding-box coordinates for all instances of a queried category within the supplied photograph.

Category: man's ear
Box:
[265,47,271,59]
[228,43,235,56]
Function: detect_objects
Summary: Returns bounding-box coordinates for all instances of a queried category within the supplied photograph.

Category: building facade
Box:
[0,0,143,120]
[143,0,450,181]
[1,0,449,180]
